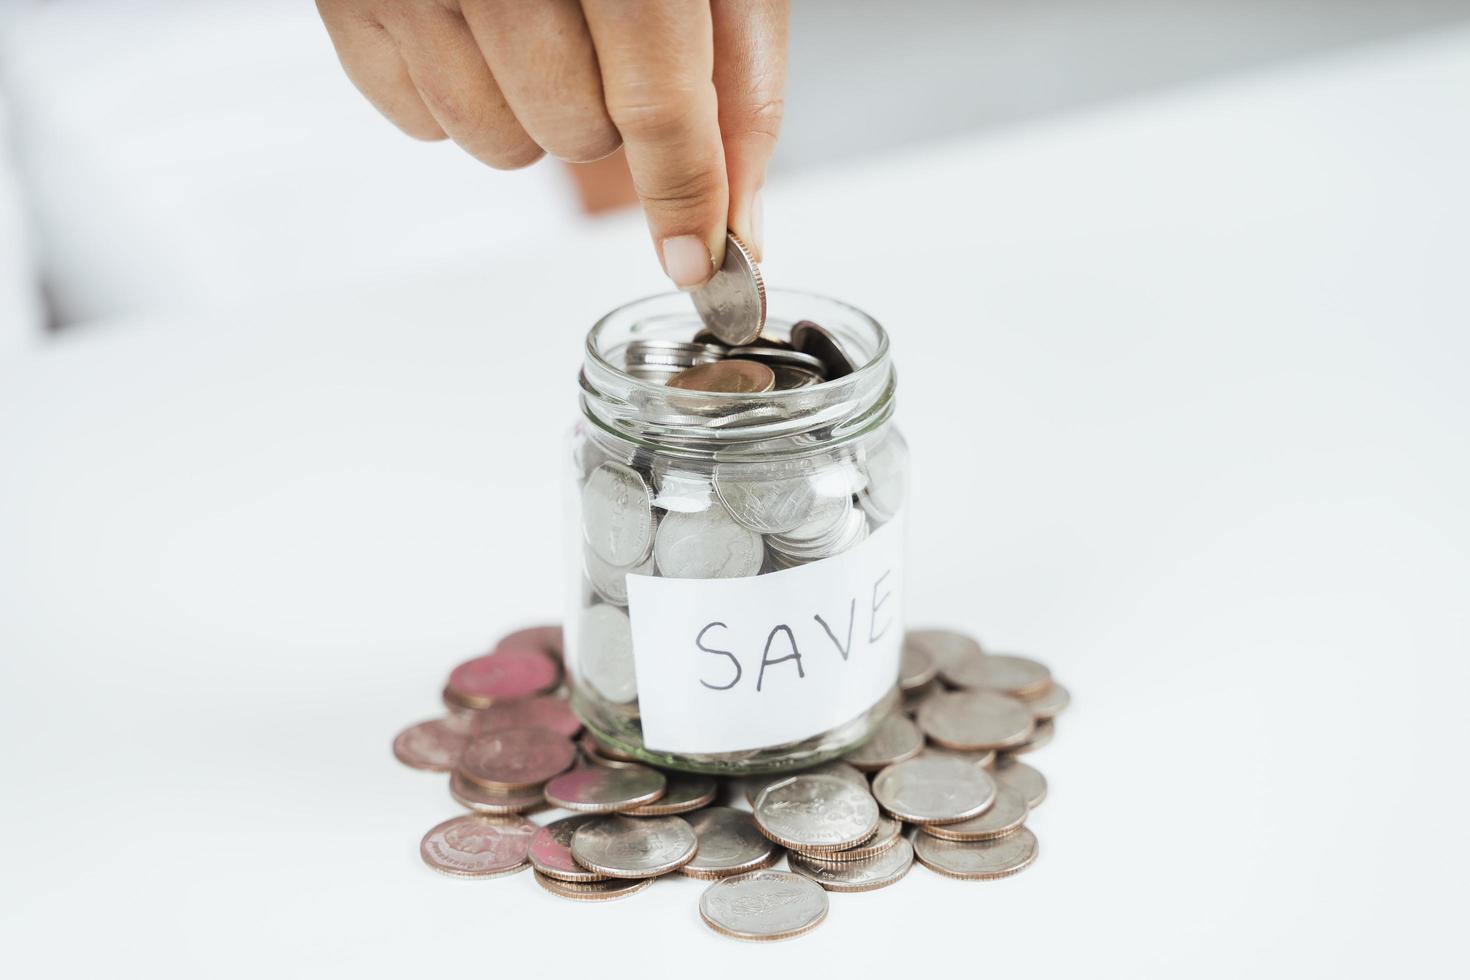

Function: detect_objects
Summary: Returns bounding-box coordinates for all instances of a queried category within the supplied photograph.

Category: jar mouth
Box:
[580,289,896,460]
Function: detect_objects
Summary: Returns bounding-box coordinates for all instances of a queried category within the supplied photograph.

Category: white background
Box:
[2,29,1468,979]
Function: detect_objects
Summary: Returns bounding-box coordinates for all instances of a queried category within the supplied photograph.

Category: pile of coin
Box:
[395,625,1069,941]
[620,318,855,393]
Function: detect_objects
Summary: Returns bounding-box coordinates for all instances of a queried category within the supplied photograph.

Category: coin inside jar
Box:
[788,837,914,893]
[919,784,1028,842]
[458,728,577,791]
[690,231,766,346]
[570,814,698,878]
[681,807,781,879]
[790,319,857,380]
[419,813,536,879]
[844,712,925,771]
[666,359,776,393]
[576,604,638,704]
[753,774,879,852]
[698,870,828,942]
[872,755,997,825]
[580,461,656,568]
[543,765,667,813]
[653,506,764,579]
[913,825,1039,880]
[528,815,607,882]
[916,689,1036,752]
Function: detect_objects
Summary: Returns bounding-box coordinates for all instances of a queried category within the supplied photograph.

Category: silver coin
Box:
[917,689,1036,751]
[906,628,984,679]
[856,431,907,522]
[449,769,546,815]
[528,815,606,882]
[699,870,828,942]
[1023,682,1071,719]
[919,745,997,770]
[844,712,924,771]
[583,543,654,606]
[649,459,713,514]
[626,772,718,816]
[1003,718,1054,755]
[913,825,1038,880]
[653,506,764,578]
[899,640,938,692]
[576,604,638,704]
[742,760,867,805]
[713,459,819,534]
[945,653,1053,697]
[872,755,997,825]
[902,679,943,717]
[544,765,667,813]
[789,837,913,893]
[681,807,781,879]
[790,814,903,864]
[920,784,1028,841]
[992,758,1047,809]
[768,491,850,545]
[754,774,879,852]
[766,498,863,564]
[570,814,697,878]
[533,870,652,901]
[790,320,857,380]
[690,231,766,346]
[726,346,827,373]
[581,462,655,567]
[772,365,823,389]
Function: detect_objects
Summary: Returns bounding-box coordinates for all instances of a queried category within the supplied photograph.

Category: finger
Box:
[316,0,445,141]
[581,0,727,287]
[711,0,788,260]
[377,3,543,170]
[461,0,620,164]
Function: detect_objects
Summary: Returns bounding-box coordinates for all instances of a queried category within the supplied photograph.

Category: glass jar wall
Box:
[566,290,908,775]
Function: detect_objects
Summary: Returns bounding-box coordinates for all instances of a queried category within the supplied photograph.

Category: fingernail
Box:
[662,235,714,289]
[748,192,765,259]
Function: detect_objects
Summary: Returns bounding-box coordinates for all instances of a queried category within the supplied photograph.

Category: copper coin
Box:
[392,718,469,772]
[916,689,1036,751]
[543,765,667,813]
[459,728,576,791]
[533,870,652,901]
[449,770,545,814]
[666,359,775,393]
[495,623,563,659]
[944,653,1052,698]
[470,697,582,738]
[919,784,1028,841]
[626,772,718,816]
[419,813,535,879]
[1023,682,1071,719]
[446,648,560,707]
[529,815,606,882]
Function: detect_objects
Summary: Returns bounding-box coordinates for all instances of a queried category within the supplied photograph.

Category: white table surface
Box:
[3,27,1468,979]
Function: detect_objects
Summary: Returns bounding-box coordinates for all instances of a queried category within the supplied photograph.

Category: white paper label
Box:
[625,513,904,754]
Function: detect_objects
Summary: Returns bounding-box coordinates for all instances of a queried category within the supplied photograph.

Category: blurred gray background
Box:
[1,0,1468,343]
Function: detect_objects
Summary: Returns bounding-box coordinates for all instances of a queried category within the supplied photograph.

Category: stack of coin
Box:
[621,321,856,393]
[395,625,1068,940]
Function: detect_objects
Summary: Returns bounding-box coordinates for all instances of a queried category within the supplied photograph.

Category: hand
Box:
[316,0,789,287]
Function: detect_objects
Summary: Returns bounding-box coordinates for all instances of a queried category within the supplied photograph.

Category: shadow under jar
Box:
[567,290,908,775]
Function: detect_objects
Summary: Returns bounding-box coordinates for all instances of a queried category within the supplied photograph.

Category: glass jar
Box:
[565,290,908,775]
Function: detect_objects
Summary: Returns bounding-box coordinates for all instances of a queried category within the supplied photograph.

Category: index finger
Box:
[581,0,728,287]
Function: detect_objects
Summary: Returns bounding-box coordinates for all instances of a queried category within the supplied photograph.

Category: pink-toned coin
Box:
[419,813,536,879]
[528,815,606,883]
[495,624,564,659]
[450,770,546,815]
[392,718,469,772]
[470,697,583,739]
[447,648,560,708]
[459,728,577,791]
[578,731,643,767]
